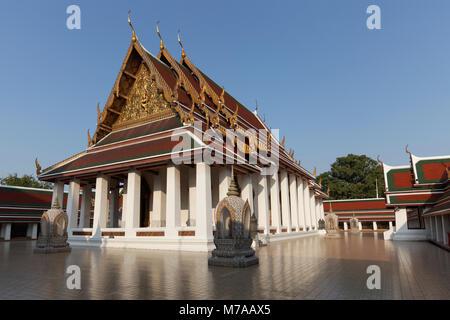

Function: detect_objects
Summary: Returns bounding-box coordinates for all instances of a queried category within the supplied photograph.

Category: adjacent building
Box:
[323,198,395,231]
[0,185,66,241]
[382,151,450,246]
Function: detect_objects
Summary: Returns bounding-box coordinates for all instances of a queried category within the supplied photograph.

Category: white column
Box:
[195,163,213,241]
[51,181,64,208]
[31,223,38,239]
[92,175,109,239]
[373,221,378,231]
[67,179,81,230]
[257,175,270,235]
[309,189,316,230]
[240,174,254,215]
[430,216,436,240]
[270,171,282,233]
[442,215,449,245]
[188,167,196,226]
[3,223,11,240]
[26,223,33,237]
[303,179,311,230]
[280,170,291,232]
[289,174,299,232]
[358,222,362,230]
[151,170,166,227]
[389,221,393,230]
[315,198,320,228]
[218,166,231,200]
[79,184,92,228]
[166,165,181,238]
[344,222,348,230]
[297,177,305,231]
[125,170,141,237]
[320,199,325,220]
[394,208,408,233]
[435,216,443,243]
[121,181,128,228]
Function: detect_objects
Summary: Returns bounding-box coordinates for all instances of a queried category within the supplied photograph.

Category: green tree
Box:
[0,173,53,189]
[317,154,384,200]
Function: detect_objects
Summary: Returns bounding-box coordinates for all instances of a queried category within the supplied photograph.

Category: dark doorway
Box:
[140,178,151,227]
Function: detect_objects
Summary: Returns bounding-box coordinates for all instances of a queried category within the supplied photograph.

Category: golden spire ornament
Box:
[128,10,136,43]
[156,21,164,50]
[35,158,42,175]
[177,30,185,58]
[313,167,317,178]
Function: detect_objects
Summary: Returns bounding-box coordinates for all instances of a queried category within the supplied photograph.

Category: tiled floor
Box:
[0,233,449,299]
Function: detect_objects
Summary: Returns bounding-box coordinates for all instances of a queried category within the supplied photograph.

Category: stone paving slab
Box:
[0,233,449,300]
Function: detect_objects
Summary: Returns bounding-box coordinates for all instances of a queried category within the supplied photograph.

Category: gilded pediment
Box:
[112,63,175,130]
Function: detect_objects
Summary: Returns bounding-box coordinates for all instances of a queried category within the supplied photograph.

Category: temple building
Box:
[381,150,450,247]
[0,185,67,241]
[36,18,328,251]
[323,198,395,231]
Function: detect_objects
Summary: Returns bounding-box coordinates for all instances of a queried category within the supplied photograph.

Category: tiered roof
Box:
[381,151,450,206]
[323,198,394,221]
[37,17,325,198]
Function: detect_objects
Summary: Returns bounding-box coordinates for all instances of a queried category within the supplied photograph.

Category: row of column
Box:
[63,163,214,242]
[61,164,325,240]
[428,215,450,245]
[255,169,325,235]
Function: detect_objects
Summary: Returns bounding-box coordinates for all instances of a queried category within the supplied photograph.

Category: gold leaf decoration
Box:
[113,63,174,130]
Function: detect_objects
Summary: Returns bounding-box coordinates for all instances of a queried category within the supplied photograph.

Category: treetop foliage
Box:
[0,173,53,189]
[317,154,384,200]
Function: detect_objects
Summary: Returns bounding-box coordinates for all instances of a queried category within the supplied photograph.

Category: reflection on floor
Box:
[0,232,449,299]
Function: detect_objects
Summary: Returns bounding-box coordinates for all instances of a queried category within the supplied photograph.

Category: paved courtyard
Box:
[0,233,449,300]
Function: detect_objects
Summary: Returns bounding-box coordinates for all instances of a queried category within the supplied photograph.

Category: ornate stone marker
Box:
[34,195,71,253]
[349,214,360,233]
[325,203,340,238]
[208,166,259,267]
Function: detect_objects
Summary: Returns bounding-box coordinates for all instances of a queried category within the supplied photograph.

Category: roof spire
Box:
[156,21,164,50]
[255,99,258,112]
[177,30,186,58]
[35,158,42,175]
[127,10,136,43]
[313,167,317,178]
[377,155,383,165]
[226,165,241,197]
[405,144,411,156]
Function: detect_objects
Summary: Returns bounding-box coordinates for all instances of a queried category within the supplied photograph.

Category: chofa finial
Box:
[177,29,185,58]
[128,10,136,43]
[377,155,383,165]
[405,144,411,156]
[156,21,164,50]
[35,158,42,175]
[313,167,317,178]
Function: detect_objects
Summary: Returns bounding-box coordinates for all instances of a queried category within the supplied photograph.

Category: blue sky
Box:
[0,0,449,177]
